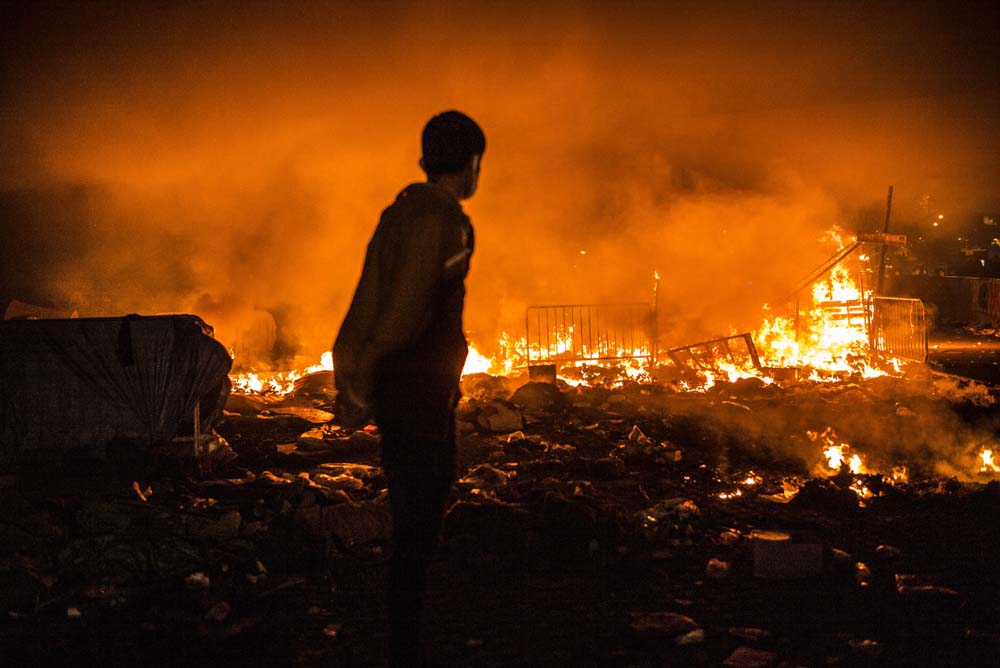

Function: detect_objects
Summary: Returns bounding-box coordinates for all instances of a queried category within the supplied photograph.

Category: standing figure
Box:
[333,110,485,667]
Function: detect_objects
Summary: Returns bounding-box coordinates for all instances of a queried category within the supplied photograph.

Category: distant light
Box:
[938,214,944,220]
[579,250,587,255]
[932,222,939,227]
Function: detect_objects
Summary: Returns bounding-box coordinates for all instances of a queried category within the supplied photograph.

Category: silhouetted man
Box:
[333,110,484,667]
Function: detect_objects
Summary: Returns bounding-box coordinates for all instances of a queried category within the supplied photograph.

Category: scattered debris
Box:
[751,530,825,580]
[628,611,699,637]
[729,627,772,642]
[723,646,777,668]
[510,381,566,410]
[4,361,1000,667]
[705,557,731,579]
[640,498,699,544]
[476,400,524,432]
[675,628,706,645]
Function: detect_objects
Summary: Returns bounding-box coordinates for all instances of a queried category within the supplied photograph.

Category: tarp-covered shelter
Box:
[0,314,231,463]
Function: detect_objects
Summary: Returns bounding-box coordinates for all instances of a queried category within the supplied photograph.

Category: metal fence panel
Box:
[666,333,762,373]
[871,297,927,362]
[525,303,654,364]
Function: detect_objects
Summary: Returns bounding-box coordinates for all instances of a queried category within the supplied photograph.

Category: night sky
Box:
[2,1,998,364]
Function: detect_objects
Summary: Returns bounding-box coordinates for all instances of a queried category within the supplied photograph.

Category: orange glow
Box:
[2,4,997,380]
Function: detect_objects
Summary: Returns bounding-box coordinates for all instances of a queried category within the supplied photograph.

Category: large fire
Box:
[456,240,890,388]
[230,232,887,394]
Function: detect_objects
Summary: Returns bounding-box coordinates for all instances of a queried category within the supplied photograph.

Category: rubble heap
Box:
[3,366,1000,667]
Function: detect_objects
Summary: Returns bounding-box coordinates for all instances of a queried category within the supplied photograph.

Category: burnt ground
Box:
[4,332,1000,667]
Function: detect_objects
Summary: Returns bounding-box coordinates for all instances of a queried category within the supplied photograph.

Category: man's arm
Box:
[365,212,447,360]
[333,234,384,410]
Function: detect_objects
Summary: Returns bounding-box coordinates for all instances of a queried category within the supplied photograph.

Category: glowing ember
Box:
[849,481,874,500]
[719,472,761,499]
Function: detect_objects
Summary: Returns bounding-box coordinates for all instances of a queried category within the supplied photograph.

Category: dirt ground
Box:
[4,338,1000,667]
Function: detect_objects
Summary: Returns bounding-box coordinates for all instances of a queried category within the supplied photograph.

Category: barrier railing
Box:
[666,333,762,373]
[525,303,655,364]
[871,297,928,362]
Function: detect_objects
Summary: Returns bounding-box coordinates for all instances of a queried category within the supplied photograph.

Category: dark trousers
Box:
[381,427,456,668]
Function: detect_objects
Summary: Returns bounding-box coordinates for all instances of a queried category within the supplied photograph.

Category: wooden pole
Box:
[876,185,894,296]
[651,270,660,363]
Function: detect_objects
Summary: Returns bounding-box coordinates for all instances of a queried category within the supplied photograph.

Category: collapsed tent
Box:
[0,314,231,462]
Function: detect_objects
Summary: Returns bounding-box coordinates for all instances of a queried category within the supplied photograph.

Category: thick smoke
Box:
[665,370,1000,483]
[2,1,998,367]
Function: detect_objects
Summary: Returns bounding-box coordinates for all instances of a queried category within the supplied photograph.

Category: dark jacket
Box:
[333,182,473,433]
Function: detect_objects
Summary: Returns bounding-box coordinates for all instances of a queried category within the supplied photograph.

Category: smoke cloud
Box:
[2,1,998,367]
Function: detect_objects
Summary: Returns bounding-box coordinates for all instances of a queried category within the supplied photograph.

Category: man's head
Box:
[419,110,485,200]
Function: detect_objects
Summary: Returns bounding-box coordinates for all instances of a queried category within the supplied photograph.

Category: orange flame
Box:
[980,448,1000,474]
[754,263,880,378]
[230,351,332,396]
[229,230,900,396]
[462,345,494,376]
[809,427,868,475]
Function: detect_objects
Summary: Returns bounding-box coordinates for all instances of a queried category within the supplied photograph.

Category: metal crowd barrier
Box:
[870,297,928,362]
[666,333,762,373]
[525,303,655,364]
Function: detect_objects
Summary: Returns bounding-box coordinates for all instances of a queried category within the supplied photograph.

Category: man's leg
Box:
[382,430,456,667]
